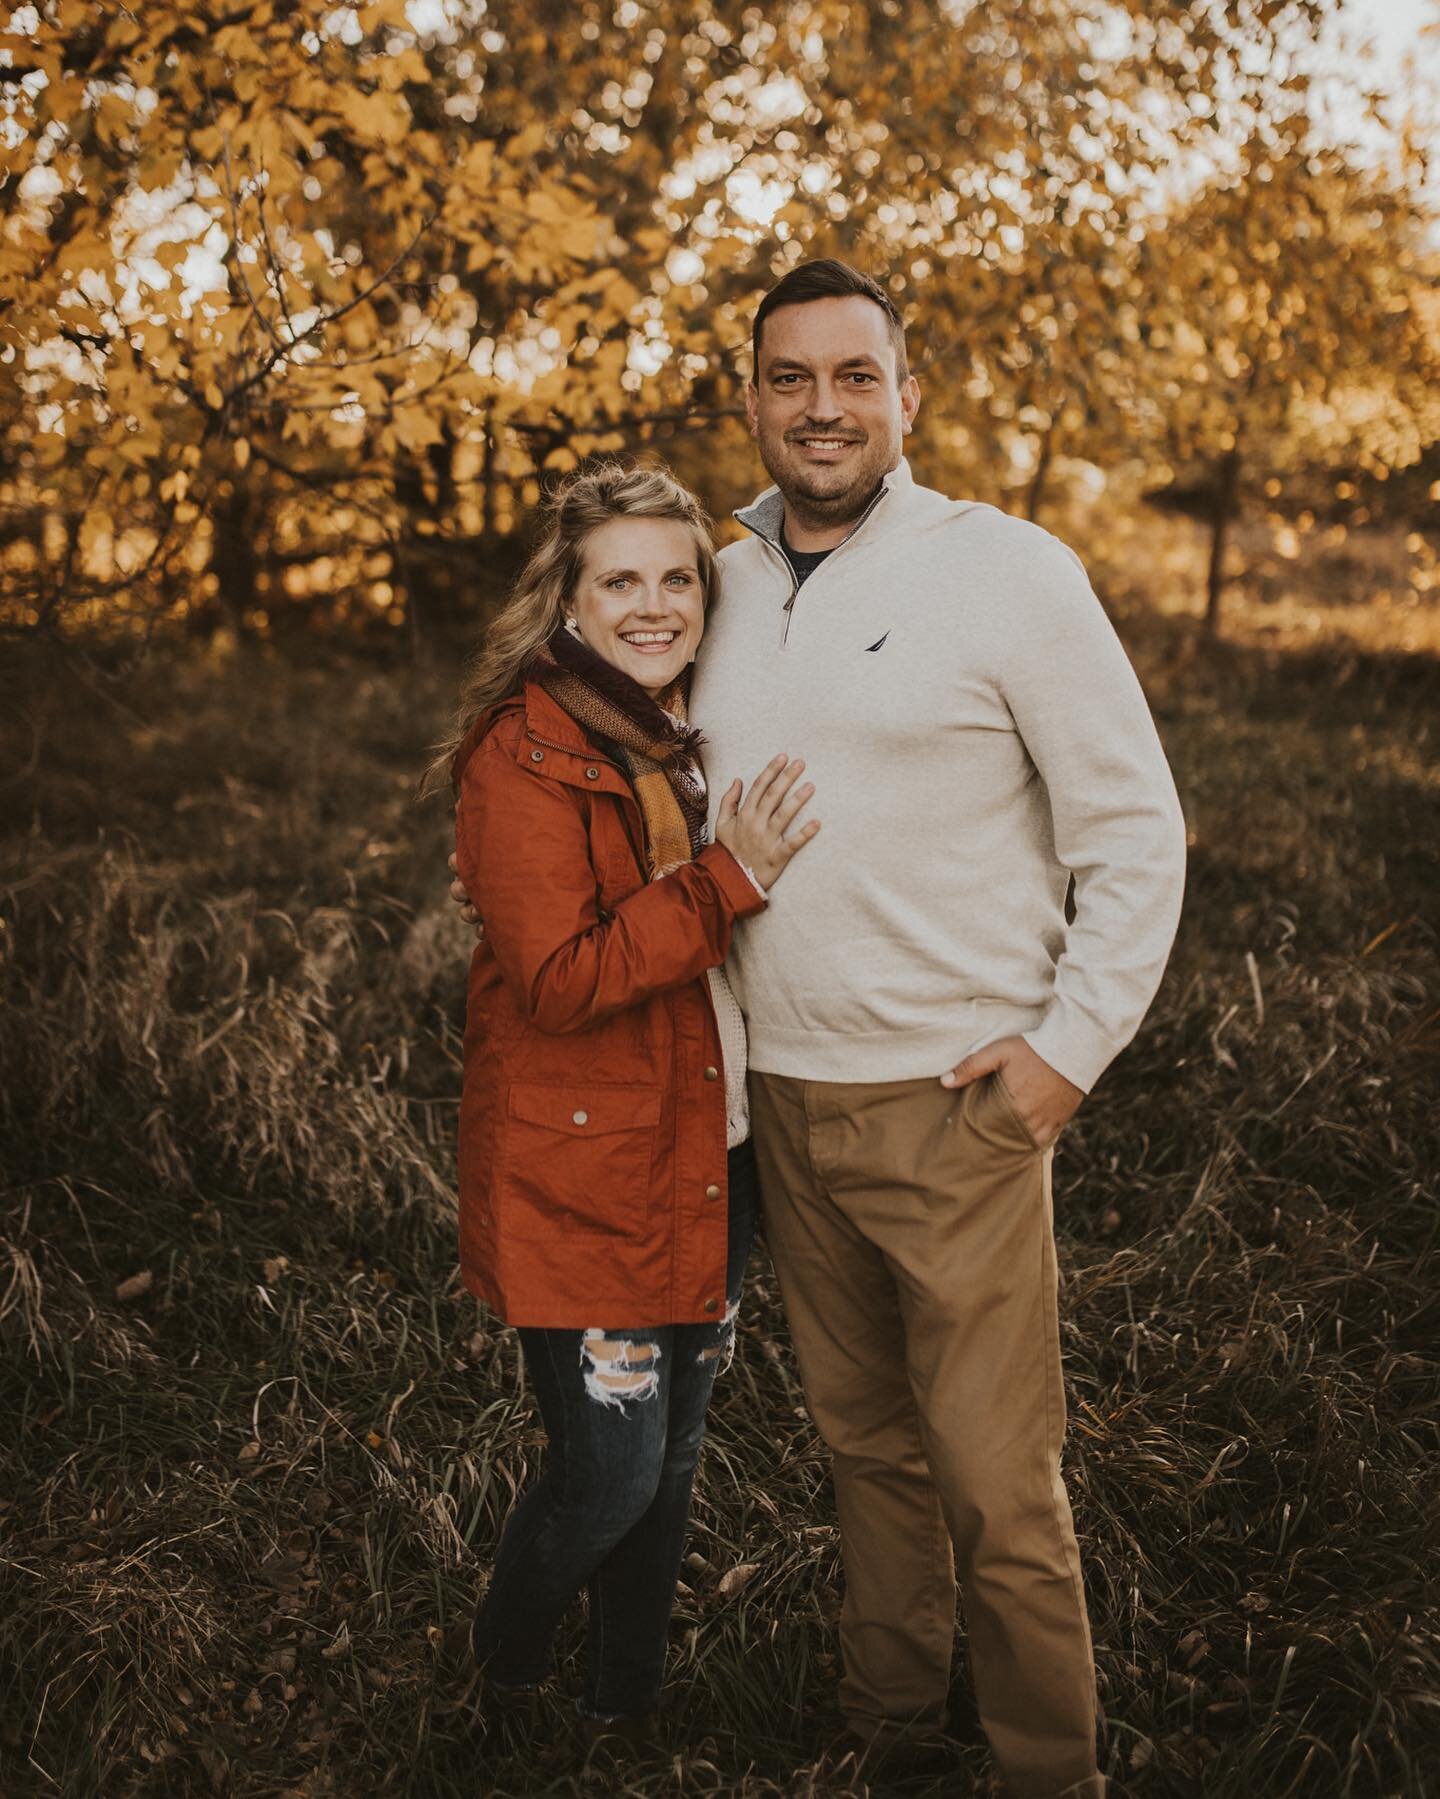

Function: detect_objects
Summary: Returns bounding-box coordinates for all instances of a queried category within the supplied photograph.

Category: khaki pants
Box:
[749,1069,1104,1799]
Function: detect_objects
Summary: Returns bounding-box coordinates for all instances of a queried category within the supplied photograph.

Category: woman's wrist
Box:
[734,857,768,900]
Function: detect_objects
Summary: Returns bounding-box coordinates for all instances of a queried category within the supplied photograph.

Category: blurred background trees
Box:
[1,0,1435,644]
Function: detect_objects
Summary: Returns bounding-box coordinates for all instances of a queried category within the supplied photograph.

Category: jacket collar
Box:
[734,455,914,548]
[521,681,594,753]
[518,681,637,801]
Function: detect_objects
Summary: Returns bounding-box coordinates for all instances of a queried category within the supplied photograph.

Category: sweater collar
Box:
[734,455,914,548]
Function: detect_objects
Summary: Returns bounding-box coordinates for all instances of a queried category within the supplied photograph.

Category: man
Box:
[686,260,1185,1799]
[451,260,1185,1797]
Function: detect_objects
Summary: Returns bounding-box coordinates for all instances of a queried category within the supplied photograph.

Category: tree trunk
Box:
[212,482,258,625]
[1205,443,1242,637]
[480,404,496,544]
[1024,421,1058,522]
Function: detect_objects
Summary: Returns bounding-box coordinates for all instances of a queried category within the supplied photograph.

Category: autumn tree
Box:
[5,0,1412,644]
[1135,137,1437,634]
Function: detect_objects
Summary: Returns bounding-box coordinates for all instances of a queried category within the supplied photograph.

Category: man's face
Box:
[746,295,921,536]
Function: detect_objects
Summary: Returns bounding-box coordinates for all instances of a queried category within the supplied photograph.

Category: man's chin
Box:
[787,471,880,516]
[778,458,868,504]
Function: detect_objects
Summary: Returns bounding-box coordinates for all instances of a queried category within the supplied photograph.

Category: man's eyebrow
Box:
[765,353,885,373]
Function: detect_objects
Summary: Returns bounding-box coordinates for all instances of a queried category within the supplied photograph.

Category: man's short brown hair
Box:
[751,259,909,385]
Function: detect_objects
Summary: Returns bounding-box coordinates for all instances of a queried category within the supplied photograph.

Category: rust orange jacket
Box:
[452,681,766,1328]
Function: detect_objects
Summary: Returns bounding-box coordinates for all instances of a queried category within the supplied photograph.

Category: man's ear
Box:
[900,374,921,436]
[745,381,759,438]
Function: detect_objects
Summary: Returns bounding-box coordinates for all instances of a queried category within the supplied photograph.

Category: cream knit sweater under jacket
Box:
[688,458,1187,1094]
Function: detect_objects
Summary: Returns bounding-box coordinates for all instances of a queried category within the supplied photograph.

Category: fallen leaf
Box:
[716,1562,759,1599]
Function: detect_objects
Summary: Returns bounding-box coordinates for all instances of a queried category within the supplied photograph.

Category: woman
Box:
[426,463,818,1751]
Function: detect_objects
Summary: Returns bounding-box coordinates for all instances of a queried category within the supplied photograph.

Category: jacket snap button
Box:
[703,1065,719,1081]
[530,749,544,763]
[585,766,600,780]
[572,1110,588,1126]
[704,1183,721,1201]
[704,1298,718,1314]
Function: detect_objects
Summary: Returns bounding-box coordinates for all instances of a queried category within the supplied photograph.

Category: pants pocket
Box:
[988,1070,1044,1153]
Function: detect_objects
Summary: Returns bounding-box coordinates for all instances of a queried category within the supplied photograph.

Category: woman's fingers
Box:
[772,778,816,834]
[716,776,742,827]
[747,755,805,822]
[779,817,821,860]
[740,753,792,816]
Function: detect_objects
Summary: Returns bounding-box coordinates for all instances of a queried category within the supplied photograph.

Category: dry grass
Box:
[2,515,1437,1797]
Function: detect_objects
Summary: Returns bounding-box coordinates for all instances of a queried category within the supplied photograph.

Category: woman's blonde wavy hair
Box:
[421,461,718,796]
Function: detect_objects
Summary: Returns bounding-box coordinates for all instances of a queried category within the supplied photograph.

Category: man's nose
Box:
[806,377,845,418]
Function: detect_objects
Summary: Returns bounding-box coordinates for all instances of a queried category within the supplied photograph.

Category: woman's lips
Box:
[619,630,681,654]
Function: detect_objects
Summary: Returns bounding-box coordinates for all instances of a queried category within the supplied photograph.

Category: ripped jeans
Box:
[471,1140,757,1719]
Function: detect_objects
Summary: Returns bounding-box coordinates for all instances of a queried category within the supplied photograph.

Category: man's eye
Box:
[848,373,877,385]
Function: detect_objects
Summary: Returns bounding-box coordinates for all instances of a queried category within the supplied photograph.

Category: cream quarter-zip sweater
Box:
[688,458,1187,1094]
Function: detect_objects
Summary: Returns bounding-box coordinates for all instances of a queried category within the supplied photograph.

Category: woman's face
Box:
[569,516,706,698]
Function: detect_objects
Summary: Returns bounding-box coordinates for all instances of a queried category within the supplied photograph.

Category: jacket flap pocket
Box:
[507,1083,663,1137]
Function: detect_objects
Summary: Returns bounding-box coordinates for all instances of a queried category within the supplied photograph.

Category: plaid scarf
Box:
[526,627,708,880]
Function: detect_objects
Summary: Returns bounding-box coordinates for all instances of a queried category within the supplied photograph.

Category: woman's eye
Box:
[606,577,631,591]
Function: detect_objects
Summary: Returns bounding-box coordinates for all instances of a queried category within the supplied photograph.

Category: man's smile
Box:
[790,434,862,456]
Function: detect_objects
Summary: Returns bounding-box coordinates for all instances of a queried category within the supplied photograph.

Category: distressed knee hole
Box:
[593,1367,653,1391]
[580,1329,661,1408]
[582,1333,655,1365]
[696,1298,742,1372]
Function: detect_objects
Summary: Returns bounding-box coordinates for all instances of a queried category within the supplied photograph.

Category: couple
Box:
[433,260,1187,1797]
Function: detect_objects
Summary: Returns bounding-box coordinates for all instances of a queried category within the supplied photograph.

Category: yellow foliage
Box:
[0,0,1432,639]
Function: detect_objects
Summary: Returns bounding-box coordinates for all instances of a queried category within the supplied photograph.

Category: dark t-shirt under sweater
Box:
[780,532,833,589]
